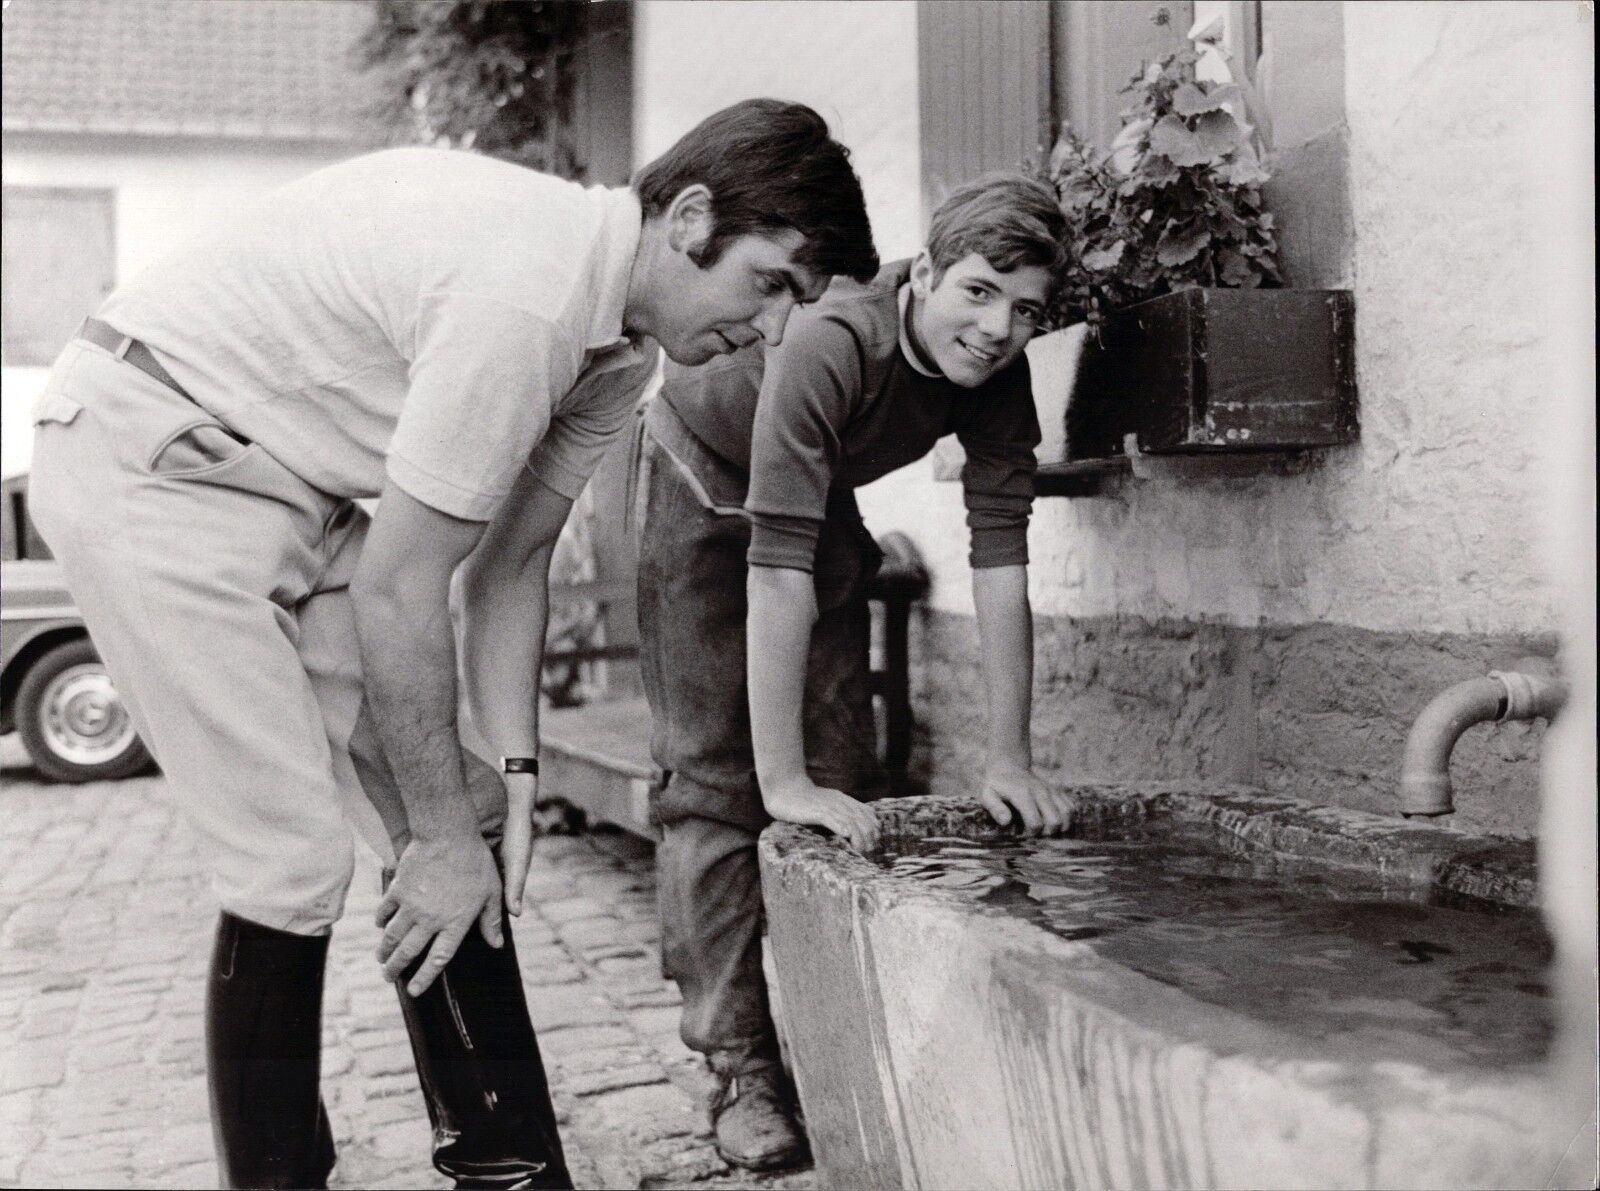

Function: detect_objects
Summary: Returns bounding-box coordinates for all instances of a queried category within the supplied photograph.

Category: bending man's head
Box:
[629,99,878,365]
[635,98,879,283]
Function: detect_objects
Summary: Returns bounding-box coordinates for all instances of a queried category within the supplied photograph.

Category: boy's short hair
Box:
[926,173,1069,294]
[634,99,879,284]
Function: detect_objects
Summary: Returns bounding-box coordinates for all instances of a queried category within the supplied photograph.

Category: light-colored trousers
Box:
[29,340,499,935]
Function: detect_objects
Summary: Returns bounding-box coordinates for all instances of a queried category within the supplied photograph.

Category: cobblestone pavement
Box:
[0,739,817,1190]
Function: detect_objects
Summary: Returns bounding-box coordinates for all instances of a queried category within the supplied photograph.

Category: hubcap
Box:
[40,663,136,766]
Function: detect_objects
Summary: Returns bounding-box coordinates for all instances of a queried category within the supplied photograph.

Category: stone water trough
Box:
[760,786,1573,1190]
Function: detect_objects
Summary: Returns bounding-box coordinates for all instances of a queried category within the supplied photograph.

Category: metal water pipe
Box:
[1400,658,1568,817]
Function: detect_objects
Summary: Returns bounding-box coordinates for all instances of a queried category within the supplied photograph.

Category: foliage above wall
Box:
[357,0,586,176]
[1042,49,1281,331]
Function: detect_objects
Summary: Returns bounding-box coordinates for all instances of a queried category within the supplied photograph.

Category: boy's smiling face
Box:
[908,251,1051,387]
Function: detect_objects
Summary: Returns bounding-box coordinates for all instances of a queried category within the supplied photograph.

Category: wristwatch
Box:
[500,756,540,776]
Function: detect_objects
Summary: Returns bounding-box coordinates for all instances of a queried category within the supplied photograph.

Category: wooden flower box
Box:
[1065,288,1358,459]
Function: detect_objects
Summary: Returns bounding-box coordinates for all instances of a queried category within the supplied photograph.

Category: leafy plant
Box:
[1041,48,1281,331]
[356,0,588,177]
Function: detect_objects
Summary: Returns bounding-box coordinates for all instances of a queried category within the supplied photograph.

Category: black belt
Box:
[77,317,194,401]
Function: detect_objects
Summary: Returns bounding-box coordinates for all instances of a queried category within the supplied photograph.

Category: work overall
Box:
[633,399,887,1074]
[30,335,570,1189]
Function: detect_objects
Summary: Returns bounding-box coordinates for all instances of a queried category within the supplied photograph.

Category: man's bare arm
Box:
[459,467,575,915]
[351,480,497,996]
[746,565,879,852]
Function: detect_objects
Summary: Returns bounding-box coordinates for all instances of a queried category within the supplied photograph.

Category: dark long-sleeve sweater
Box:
[657,258,1040,571]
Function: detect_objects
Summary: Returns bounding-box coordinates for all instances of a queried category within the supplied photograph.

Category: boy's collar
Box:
[897,282,943,378]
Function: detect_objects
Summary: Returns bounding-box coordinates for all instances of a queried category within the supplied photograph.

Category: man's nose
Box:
[754,297,795,347]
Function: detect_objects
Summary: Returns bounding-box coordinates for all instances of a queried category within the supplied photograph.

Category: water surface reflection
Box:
[880,827,1552,1069]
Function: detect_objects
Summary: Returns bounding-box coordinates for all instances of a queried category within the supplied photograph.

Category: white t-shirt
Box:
[97,147,657,520]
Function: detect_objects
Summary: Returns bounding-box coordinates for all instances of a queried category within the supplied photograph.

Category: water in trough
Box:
[878,821,1553,1071]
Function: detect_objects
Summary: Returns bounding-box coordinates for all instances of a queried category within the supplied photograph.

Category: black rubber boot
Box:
[206,911,337,1190]
[397,921,573,1189]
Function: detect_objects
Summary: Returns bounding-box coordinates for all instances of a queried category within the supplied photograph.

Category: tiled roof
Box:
[2,0,388,142]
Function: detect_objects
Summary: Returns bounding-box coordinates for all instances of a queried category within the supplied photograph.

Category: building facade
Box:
[632,0,1593,844]
[0,0,385,478]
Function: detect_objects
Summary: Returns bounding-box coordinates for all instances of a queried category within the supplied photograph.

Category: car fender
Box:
[1,558,90,734]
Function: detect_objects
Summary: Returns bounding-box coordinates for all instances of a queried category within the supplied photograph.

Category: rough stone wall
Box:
[911,610,1557,839]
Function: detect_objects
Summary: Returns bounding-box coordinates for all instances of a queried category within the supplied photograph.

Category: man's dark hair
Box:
[927,173,1070,298]
[635,98,879,283]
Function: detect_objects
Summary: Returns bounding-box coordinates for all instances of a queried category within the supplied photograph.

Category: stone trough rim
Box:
[759,781,1548,1083]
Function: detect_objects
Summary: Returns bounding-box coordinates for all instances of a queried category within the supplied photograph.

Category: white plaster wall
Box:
[1,136,358,478]
[633,0,922,263]
[858,2,1584,639]
[1521,1,1597,1165]
[2,135,357,303]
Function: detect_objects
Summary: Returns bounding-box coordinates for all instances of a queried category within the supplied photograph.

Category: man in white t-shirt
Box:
[28,99,877,1190]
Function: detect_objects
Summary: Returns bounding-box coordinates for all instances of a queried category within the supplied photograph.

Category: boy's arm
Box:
[747,564,880,852]
[972,563,1077,833]
[742,310,879,851]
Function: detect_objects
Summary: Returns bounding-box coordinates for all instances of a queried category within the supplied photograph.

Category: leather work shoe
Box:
[708,1063,811,1171]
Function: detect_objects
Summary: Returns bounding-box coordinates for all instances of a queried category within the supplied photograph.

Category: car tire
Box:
[15,638,153,783]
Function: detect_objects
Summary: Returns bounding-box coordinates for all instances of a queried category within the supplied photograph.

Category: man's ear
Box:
[910,250,936,299]
[665,184,715,256]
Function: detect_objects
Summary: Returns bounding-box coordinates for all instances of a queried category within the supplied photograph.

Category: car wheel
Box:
[14,638,153,783]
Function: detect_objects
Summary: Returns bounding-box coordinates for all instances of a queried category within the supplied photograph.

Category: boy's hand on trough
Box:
[377,830,503,997]
[763,776,880,853]
[980,760,1075,835]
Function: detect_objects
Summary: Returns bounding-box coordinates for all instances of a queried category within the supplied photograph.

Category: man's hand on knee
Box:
[376,831,503,996]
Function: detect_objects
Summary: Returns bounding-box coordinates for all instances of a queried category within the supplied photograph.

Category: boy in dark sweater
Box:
[635,174,1076,1169]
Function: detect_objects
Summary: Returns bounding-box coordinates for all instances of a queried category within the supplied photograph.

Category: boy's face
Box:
[909,251,1050,388]
[652,189,831,365]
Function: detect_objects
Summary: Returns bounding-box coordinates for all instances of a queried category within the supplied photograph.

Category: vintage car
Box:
[2,475,153,783]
